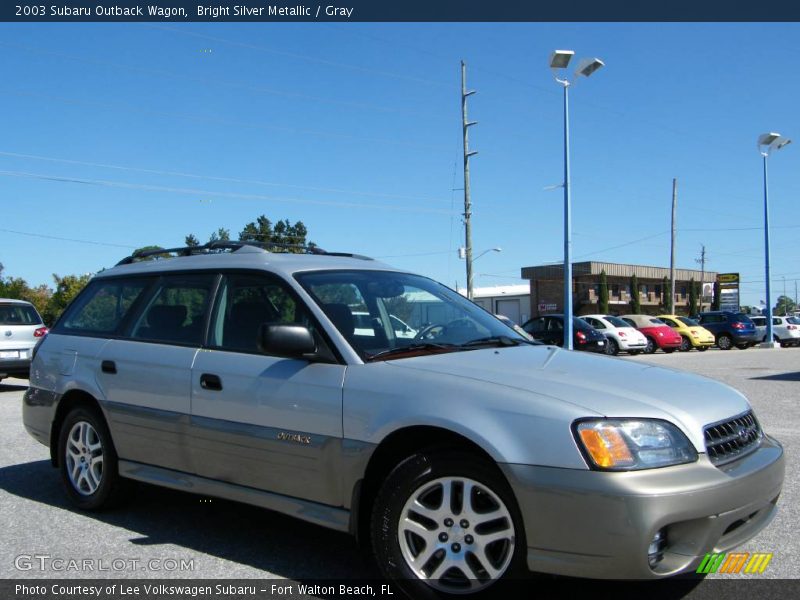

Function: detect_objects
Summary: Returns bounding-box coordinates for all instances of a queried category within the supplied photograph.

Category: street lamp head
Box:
[758,132,792,155]
[575,58,605,78]
[549,50,574,69]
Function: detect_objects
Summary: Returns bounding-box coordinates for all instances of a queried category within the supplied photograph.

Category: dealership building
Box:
[520,261,718,317]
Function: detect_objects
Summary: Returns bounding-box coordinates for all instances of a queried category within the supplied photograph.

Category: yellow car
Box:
[657,314,715,351]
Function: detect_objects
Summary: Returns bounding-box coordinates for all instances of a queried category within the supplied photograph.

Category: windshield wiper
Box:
[367,342,459,361]
[459,336,532,348]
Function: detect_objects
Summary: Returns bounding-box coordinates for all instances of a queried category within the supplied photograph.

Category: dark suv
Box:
[696,311,758,350]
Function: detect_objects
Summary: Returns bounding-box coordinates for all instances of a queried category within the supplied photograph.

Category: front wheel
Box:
[644,338,656,354]
[371,450,524,598]
[605,338,619,356]
[679,336,692,352]
[717,334,733,350]
[58,406,123,510]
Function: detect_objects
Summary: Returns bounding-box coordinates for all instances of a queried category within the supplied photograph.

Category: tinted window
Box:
[210,274,308,353]
[604,316,629,328]
[0,303,42,326]
[524,318,545,333]
[787,317,800,325]
[677,317,699,327]
[649,318,666,325]
[60,279,148,334]
[660,317,678,327]
[131,275,216,345]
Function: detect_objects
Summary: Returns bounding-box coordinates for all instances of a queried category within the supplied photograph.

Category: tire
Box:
[57,406,123,510]
[644,338,656,354]
[679,336,692,352]
[371,450,525,598]
[605,338,619,356]
[717,334,733,350]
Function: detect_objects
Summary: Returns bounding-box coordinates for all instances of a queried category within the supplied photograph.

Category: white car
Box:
[752,315,800,347]
[0,299,48,382]
[582,314,649,356]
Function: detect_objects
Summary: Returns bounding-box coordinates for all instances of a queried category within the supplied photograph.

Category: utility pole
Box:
[783,276,787,315]
[669,178,677,314]
[461,61,478,300]
[695,244,707,313]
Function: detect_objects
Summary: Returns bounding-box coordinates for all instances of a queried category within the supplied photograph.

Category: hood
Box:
[387,345,750,450]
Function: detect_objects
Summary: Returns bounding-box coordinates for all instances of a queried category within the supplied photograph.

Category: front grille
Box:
[704,411,762,465]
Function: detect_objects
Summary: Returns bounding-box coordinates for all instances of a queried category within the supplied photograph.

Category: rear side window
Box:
[131,275,217,346]
[0,304,42,326]
[59,279,149,334]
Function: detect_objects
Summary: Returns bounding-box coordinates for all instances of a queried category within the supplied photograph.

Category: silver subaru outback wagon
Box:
[23,242,783,596]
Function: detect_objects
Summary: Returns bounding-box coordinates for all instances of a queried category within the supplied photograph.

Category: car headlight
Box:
[573,419,697,470]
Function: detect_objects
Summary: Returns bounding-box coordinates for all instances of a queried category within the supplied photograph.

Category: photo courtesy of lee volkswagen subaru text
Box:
[23,242,784,597]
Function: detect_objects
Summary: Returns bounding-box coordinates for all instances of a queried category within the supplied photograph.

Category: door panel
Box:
[190,350,345,505]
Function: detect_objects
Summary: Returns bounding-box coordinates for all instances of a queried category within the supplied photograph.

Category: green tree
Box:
[208,228,230,243]
[711,281,721,311]
[598,270,609,314]
[133,245,171,261]
[660,277,671,312]
[629,274,641,313]
[46,273,91,324]
[185,234,200,247]
[688,278,698,316]
[774,295,796,315]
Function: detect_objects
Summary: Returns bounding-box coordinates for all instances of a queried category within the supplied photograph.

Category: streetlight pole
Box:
[758,132,791,348]
[467,247,502,294]
[549,50,604,350]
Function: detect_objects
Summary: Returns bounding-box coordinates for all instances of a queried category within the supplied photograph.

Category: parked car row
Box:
[511,310,798,355]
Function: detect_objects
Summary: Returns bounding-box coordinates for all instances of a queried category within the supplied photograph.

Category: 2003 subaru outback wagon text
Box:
[23,242,784,596]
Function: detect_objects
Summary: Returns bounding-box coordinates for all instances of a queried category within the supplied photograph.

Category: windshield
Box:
[296,270,529,360]
[604,316,629,328]
[0,303,43,326]
[677,317,699,326]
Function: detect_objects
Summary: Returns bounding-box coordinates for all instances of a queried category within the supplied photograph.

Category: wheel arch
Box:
[350,425,505,546]
[49,389,106,467]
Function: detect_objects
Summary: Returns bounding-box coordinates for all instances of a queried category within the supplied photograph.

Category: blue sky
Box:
[1,22,798,306]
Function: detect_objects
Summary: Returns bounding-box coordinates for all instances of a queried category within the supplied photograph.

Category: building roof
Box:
[458,284,530,298]
[521,261,717,283]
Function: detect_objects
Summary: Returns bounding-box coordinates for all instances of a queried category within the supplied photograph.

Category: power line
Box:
[0,228,137,249]
[0,89,447,151]
[146,25,448,88]
[0,169,457,215]
[0,40,436,118]
[0,150,451,204]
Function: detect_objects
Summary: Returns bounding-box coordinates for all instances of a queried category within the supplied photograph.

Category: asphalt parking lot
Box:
[0,346,797,591]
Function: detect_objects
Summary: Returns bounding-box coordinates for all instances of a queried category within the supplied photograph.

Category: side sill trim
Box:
[118,460,350,533]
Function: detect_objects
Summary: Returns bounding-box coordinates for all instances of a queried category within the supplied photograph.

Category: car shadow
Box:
[750,372,800,382]
[0,460,713,599]
[0,382,28,393]
[0,459,375,581]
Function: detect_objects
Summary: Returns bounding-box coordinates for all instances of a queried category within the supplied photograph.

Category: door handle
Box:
[101,360,117,374]
[199,373,223,391]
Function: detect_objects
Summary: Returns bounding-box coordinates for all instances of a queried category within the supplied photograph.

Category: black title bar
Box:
[2,1,800,22]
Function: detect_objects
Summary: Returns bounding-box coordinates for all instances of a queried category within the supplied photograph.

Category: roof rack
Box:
[115,240,373,265]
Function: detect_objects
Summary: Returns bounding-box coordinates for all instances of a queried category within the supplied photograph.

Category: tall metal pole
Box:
[562,82,573,350]
[783,276,787,315]
[763,154,775,346]
[461,61,477,300]
[669,178,677,315]
[696,244,706,313]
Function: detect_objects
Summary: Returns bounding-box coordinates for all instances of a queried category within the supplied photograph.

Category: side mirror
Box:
[258,324,317,359]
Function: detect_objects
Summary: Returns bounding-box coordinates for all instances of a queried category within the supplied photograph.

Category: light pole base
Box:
[758,341,781,349]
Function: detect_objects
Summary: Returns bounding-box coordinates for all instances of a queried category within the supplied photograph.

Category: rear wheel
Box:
[57,406,123,510]
[679,336,692,352]
[644,338,656,354]
[605,338,619,356]
[717,334,733,350]
[371,450,524,598]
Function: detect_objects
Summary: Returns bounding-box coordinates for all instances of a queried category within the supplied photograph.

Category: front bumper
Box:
[502,435,784,579]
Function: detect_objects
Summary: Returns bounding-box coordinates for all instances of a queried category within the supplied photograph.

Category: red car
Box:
[621,314,682,354]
